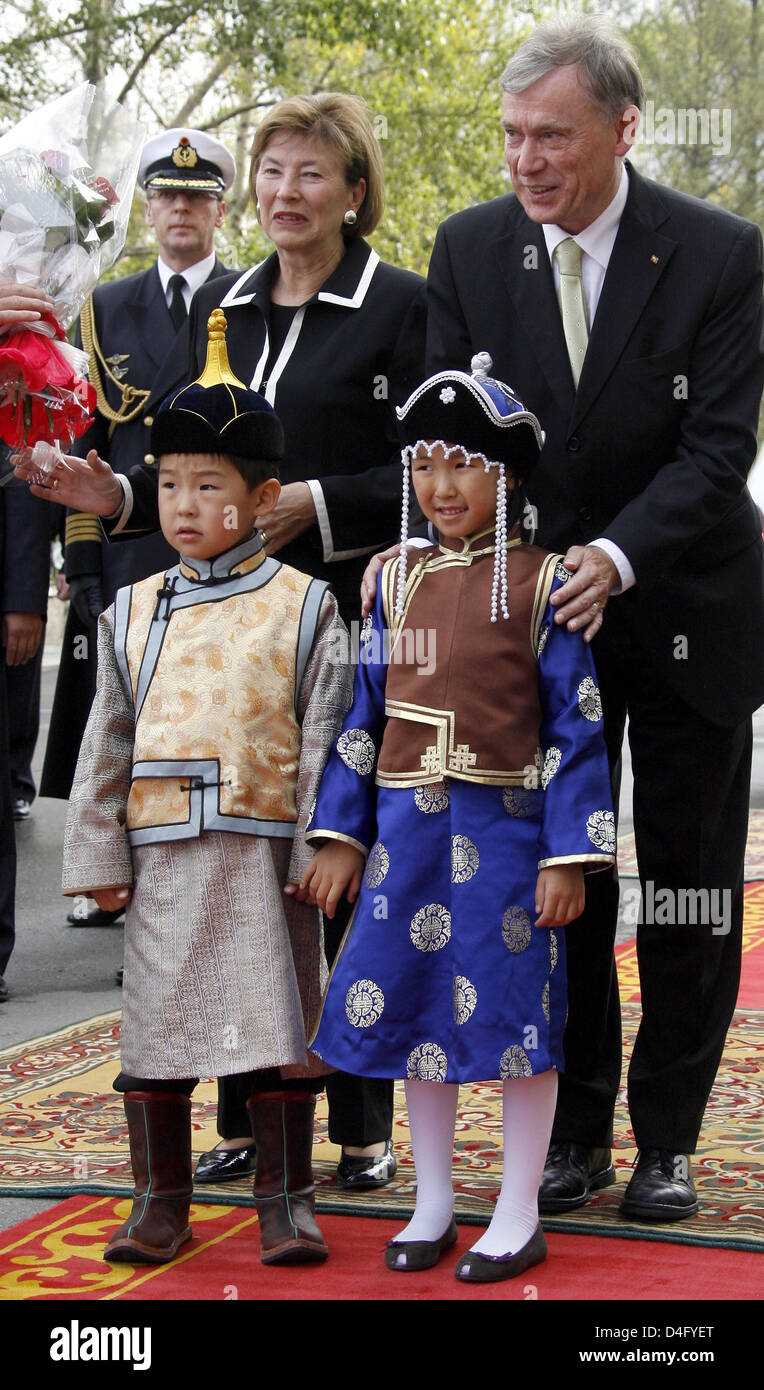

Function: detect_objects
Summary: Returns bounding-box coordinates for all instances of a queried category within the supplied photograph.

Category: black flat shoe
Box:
[385,1217,458,1271]
[66,904,126,927]
[538,1142,616,1213]
[620,1149,698,1222]
[454,1225,547,1283]
[194,1142,258,1184]
[337,1139,396,1190]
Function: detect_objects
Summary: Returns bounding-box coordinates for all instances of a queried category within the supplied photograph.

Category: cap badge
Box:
[172,137,198,168]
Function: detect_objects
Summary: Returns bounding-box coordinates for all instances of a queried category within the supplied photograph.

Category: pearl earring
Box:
[343,209,358,227]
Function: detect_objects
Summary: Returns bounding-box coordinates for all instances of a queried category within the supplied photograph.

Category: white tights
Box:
[395,1069,557,1257]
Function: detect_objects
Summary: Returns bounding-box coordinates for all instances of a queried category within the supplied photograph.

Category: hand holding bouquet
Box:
[0,85,144,464]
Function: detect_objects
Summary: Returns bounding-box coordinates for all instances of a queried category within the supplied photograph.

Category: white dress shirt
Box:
[542,162,636,592]
[157,252,217,313]
[108,254,218,532]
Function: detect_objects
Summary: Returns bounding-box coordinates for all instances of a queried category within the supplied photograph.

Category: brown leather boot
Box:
[246,1090,328,1265]
[104,1090,193,1264]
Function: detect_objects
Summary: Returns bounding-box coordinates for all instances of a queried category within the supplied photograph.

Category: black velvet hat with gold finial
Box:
[150,309,284,461]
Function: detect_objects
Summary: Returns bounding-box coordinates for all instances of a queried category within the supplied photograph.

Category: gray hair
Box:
[500,13,644,120]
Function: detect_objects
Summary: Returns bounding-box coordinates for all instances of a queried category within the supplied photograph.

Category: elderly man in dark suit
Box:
[425,13,764,1221]
[41,128,234,814]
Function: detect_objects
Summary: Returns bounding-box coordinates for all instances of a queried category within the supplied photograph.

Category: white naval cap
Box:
[138,128,236,195]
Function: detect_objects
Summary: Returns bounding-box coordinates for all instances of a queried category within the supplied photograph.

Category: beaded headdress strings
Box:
[394,353,544,620]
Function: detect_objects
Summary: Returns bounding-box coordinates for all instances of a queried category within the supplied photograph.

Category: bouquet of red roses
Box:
[0,85,144,457]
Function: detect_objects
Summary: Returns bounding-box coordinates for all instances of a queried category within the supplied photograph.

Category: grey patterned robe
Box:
[62,592,352,1080]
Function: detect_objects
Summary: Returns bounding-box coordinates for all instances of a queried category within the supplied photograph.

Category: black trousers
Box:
[6,635,43,802]
[115,1069,324,1097]
[216,897,395,1147]
[0,660,15,975]
[553,602,750,1155]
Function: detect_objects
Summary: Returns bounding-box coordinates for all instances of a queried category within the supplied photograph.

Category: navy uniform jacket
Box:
[426,162,764,727]
[65,258,231,601]
[42,258,230,798]
[107,238,427,622]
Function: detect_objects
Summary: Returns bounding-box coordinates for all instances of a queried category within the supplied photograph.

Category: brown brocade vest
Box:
[111,539,327,846]
[377,531,561,787]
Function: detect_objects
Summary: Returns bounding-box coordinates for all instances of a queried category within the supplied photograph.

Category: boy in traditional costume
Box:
[62,310,351,1267]
[298,357,615,1282]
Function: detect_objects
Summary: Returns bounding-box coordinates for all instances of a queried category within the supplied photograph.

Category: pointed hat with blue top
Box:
[396,352,544,481]
[394,354,545,621]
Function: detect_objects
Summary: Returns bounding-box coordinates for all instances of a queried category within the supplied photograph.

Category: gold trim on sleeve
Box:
[65,514,104,544]
[532,553,562,656]
[537,853,615,870]
[304,829,370,856]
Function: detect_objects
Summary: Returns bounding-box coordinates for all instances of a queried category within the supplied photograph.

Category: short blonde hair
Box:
[250,92,384,237]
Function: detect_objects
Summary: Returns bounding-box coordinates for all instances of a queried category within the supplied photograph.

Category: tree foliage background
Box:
[0,0,760,279]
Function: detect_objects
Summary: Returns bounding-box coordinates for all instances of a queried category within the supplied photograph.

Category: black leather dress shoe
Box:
[115,968,124,987]
[337,1139,396,1190]
[194,1142,258,1184]
[0,974,8,1003]
[454,1225,547,1283]
[620,1149,698,1222]
[385,1217,458,1271]
[538,1142,616,1213]
[66,904,126,927]
[12,798,30,821]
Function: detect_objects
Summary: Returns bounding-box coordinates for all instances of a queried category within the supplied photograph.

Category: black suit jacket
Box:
[426,163,764,725]
[65,258,230,600]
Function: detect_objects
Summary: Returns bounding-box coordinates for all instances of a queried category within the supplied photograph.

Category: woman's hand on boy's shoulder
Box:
[287,843,365,918]
[360,545,396,617]
[534,864,584,927]
[360,541,427,617]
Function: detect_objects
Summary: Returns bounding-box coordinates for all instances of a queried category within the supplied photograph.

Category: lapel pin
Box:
[650,254,660,263]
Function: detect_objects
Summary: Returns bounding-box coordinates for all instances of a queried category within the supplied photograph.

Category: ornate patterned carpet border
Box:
[617,807,764,880]
[1,1003,762,1252]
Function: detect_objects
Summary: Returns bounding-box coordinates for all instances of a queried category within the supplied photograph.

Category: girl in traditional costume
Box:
[62,312,351,1268]
[297,356,614,1282]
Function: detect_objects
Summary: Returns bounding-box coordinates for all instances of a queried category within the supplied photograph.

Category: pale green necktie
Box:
[554,237,589,387]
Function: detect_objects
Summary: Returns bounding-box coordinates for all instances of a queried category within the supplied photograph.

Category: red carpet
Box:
[615,878,764,1007]
[735,881,764,1008]
[1,1194,761,1302]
